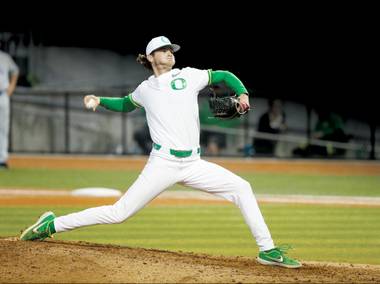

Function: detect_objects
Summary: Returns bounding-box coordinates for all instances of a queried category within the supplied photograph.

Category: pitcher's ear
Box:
[147,54,154,63]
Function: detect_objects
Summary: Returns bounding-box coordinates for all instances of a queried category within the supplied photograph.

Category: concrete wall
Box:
[28,46,150,90]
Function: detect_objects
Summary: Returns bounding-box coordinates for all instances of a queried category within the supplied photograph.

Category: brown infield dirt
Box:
[1,238,379,283]
[2,155,380,283]
[8,155,380,175]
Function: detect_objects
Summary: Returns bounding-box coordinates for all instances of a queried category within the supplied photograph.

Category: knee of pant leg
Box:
[111,203,140,224]
[110,205,132,224]
[113,215,126,224]
[226,179,255,205]
[233,179,253,196]
[113,211,133,224]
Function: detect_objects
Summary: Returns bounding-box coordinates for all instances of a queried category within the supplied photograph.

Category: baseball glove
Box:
[209,93,248,120]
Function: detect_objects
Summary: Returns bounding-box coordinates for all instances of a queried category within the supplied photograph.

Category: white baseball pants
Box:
[54,155,275,251]
[0,93,10,163]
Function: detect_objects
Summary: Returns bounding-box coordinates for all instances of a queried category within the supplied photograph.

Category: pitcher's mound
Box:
[1,238,379,283]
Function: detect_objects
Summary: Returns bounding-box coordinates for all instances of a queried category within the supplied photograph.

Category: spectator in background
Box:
[133,122,152,155]
[253,99,287,155]
[0,48,19,169]
[293,109,351,157]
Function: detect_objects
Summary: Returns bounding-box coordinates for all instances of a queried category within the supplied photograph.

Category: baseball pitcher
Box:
[20,36,301,268]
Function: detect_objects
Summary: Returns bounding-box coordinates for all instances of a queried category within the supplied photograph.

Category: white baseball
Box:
[86,98,97,109]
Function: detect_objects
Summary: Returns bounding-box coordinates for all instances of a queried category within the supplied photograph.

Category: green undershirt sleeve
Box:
[209,70,249,96]
[99,94,142,112]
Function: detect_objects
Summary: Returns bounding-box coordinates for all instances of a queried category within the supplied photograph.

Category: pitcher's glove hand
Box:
[209,94,249,120]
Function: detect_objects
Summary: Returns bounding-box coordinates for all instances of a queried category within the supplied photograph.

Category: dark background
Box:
[4,3,378,124]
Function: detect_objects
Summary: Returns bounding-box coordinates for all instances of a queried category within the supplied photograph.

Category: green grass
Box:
[0,169,140,190]
[1,167,379,264]
[1,168,380,196]
[2,204,380,265]
[242,173,380,196]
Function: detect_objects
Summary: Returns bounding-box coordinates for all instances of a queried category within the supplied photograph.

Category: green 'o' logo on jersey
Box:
[171,78,187,90]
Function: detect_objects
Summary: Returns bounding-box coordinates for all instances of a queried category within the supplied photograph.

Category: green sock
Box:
[48,220,56,234]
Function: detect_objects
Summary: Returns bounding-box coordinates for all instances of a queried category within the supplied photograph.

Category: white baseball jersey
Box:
[131,68,209,151]
[0,51,19,91]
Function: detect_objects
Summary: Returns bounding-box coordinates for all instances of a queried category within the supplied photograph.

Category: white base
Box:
[71,188,122,197]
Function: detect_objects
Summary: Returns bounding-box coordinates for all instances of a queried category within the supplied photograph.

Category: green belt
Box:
[153,143,200,158]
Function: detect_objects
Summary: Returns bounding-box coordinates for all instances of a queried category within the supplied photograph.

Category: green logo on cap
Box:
[171,78,187,90]
[161,36,170,43]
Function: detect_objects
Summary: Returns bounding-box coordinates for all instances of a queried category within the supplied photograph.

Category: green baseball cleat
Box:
[257,244,302,268]
[20,211,56,241]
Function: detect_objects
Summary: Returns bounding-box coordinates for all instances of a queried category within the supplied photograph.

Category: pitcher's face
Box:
[149,47,175,68]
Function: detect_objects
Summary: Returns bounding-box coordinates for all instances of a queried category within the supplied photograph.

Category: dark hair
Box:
[136,54,152,70]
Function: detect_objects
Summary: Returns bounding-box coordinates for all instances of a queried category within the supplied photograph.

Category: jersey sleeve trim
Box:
[207,69,212,85]
[129,93,143,108]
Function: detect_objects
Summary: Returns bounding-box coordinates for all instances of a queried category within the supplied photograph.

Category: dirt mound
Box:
[1,238,379,283]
